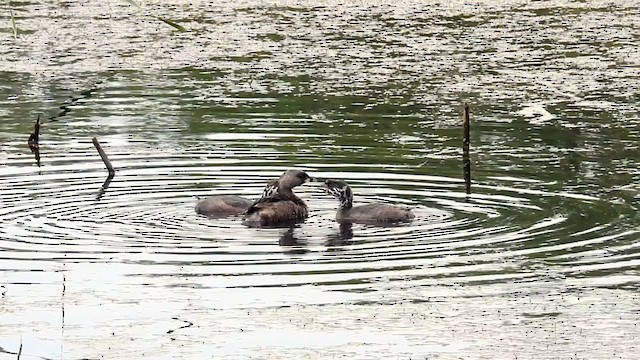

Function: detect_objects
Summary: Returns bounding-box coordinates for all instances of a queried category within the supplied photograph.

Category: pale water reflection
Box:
[1,0,639,359]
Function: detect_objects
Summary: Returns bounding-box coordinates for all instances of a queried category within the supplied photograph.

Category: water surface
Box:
[1,1,639,359]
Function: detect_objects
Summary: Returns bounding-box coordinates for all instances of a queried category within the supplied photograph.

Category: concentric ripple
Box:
[1,0,640,358]
[2,145,638,309]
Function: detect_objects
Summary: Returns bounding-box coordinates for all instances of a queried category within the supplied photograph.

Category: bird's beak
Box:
[319,181,331,192]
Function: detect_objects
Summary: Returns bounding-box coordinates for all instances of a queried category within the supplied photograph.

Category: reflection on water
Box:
[1,0,639,359]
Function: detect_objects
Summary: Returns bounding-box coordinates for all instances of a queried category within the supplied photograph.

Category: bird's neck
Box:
[280,188,306,206]
[338,195,353,210]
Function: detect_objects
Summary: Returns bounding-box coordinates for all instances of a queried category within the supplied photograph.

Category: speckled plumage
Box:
[243,170,313,227]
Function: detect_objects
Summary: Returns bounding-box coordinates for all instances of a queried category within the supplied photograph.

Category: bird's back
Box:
[195,195,253,217]
[243,194,308,227]
[337,203,414,224]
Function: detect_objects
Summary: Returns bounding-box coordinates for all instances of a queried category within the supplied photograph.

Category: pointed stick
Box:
[28,115,41,167]
[92,137,115,175]
[28,115,40,150]
[17,338,22,359]
[462,103,471,194]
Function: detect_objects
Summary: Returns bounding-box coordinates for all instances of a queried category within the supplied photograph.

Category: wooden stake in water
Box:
[463,103,471,194]
[17,338,22,360]
[28,115,41,167]
[92,137,115,176]
[28,115,40,149]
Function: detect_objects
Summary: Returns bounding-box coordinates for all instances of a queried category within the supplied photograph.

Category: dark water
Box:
[1,1,639,359]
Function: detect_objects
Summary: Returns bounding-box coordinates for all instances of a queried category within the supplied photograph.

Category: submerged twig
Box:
[49,85,100,122]
[462,103,471,194]
[92,137,116,176]
[167,317,194,335]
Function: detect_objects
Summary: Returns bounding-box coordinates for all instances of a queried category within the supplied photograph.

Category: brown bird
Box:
[242,170,313,227]
[195,179,278,217]
[322,179,414,224]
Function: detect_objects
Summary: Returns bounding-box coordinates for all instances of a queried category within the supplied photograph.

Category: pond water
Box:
[1,0,639,359]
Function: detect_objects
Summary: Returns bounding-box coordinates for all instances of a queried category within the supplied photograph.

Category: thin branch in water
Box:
[27,115,40,149]
[49,84,100,122]
[92,137,116,176]
[28,115,41,167]
[167,317,194,334]
[462,103,471,194]
[10,6,18,39]
[122,0,186,32]
[62,272,66,329]
[17,338,22,360]
[157,17,186,32]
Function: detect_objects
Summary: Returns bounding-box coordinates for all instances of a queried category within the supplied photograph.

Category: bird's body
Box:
[322,179,414,224]
[195,195,254,217]
[195,179,278,218]
[243,170,313,227]
[335,203,414,224]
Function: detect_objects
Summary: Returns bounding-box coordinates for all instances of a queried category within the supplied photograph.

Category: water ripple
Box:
[1,148,637,302]
[1,1,639,358]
